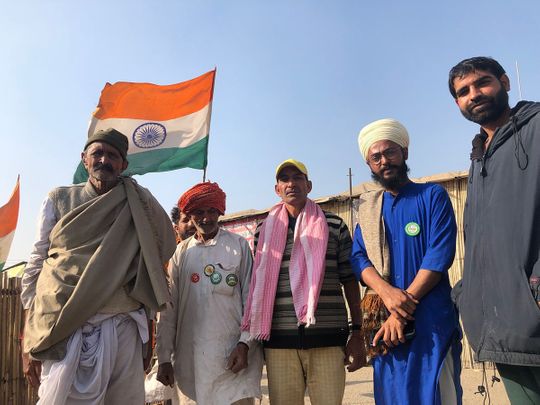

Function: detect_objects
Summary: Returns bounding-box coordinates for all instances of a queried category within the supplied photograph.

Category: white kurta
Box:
[157,229,263,405]
[21,196,57,309]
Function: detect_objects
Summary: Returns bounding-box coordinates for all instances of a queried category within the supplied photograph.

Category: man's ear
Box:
[500,74,511,92]
[81,152,88,169]
[122,159,129,171]
[307,180,312,194]
[402,147,408,160]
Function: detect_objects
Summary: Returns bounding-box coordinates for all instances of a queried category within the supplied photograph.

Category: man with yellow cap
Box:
[20,128,177,404]
[351,119,462,404]
[241,160,365,405]
[156,182,263,405]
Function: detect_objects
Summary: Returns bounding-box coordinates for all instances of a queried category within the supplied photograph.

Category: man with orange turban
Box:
[156,182,263,405]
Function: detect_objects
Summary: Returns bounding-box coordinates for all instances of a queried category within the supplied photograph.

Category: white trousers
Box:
[38,310,148,405]
[171,386,254,405]
[439,346,459,405]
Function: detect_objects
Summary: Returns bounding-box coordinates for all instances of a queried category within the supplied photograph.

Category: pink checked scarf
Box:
[241,199,329,340]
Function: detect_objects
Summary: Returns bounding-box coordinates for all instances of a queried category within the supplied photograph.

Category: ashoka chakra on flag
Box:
[133,122,167,149]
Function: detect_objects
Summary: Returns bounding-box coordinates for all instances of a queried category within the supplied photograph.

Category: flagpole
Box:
[202,67,217,183]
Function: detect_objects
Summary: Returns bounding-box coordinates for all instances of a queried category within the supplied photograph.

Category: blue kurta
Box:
[351,182,462,405]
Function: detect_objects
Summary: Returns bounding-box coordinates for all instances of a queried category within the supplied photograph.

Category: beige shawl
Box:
[357,189,391,357]
[24,177,176,360]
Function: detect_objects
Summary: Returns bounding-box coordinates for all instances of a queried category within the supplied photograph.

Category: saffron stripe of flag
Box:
[73,69,215,183]
[0,176,20,272]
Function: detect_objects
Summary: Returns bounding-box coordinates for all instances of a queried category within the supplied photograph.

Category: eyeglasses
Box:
[368,147,401,165]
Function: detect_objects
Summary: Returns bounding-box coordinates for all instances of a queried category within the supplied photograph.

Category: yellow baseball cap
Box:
[275,159,308,178]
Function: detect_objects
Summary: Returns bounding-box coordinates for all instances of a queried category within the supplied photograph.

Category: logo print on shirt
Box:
[191,273,200,283]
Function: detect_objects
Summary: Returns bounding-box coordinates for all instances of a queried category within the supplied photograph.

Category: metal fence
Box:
[0,274,38,404]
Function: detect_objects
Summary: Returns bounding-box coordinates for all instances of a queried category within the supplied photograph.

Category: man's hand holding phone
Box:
[372,314,416,349]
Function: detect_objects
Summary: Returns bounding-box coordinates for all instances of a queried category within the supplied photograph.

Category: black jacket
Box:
[453,101,540,366]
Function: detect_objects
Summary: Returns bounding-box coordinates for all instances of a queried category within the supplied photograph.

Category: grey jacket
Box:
[453,101,540,366]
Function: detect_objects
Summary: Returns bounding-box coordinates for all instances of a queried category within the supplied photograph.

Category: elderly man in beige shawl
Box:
[20,128,177,405]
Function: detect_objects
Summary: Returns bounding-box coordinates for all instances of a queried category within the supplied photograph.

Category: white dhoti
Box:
[38,309,148,405]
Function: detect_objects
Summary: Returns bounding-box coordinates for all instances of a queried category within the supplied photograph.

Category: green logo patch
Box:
[405,222,420,236]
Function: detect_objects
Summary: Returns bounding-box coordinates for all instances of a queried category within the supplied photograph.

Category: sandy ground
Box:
[258,366,510,404]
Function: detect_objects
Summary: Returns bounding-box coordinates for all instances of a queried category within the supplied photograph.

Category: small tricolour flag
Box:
[74,69,216,183]
[0,176,20,272]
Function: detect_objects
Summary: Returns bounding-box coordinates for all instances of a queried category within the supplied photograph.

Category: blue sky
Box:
[2,1,539,266]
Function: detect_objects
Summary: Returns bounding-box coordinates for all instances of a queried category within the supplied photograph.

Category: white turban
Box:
[358,118,409,161]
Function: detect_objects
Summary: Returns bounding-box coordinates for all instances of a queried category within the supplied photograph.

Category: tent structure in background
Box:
[0,176,20,272]
[74,69,216,183]
[2,261,26,278]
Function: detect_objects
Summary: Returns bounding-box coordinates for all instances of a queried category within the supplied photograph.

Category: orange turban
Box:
[178,182,226,215]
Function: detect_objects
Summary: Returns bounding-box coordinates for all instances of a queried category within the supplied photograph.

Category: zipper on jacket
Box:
[481,132,492,177]
[480,157,487,177]
[478,139,489,355]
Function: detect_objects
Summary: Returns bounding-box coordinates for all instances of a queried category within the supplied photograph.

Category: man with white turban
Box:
[350,119,463,404]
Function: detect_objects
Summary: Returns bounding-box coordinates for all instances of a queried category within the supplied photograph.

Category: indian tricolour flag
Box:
[73,69,215,183]
[0,177,20,272]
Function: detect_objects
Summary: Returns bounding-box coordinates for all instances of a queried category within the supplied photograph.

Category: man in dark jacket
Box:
[449,56,540,403]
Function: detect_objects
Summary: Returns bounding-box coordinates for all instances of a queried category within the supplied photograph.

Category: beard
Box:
[460,85,509,125]
[371,161,410,190]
